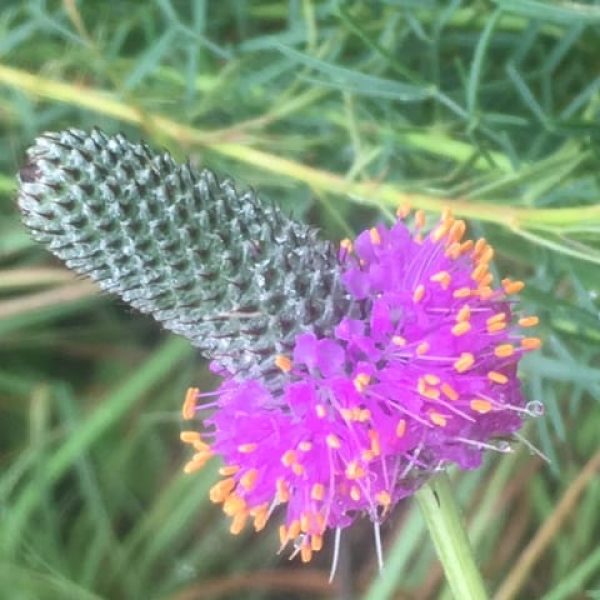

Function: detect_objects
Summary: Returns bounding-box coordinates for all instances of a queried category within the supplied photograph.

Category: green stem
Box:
[416,473,488,600]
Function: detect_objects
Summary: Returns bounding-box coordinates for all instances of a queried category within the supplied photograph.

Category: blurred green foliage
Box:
[1,1,600,599]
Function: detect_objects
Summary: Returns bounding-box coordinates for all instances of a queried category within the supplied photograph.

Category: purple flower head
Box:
[181,209,542,563]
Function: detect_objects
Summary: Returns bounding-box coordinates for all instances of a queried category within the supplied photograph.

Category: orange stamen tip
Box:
[521,337,542,350]
[416,341,429,356]
[180,431,201,443]
[441,382,459,401]
[345,460,366,480]
[209,477,236,503]
[238,443,258,454]
[311,534,323,552]
[453,286,472,299]
[430,270,452,289]
[240,469,258,491]
[298,441,312,452]
[424,373,440,385]
[396,419,407,437]
[449,220,466,242]
[230,511,248,535]
[353,372,371,393]
[396,202,412,219]
[182,387,199,420]
[223,493,246,517]
[276,478,290,503]
[470,399,493,414]
[376,490,392,507]
[288,520,301,540]
[488,371,508,384]
[300,544,313,563]
[456,305,471,322]
[281,449,297,467]
[219,465,240,476]
[486,312,506,326]
[326,433,341,449]
[494,344,515,358]
[340,238,353,253]
[414,209,426,229]
[251,504,269,531]
[350,485,361,501]
[369,227,381,245]
[454,352,475,373]
[452,321,471,336]
[429,411,447,427]
[487,321,507,333]
[315,404,327,418]
[183,454,211,474]
[275,354,293,373]
[413,284,426,303]
[392,335,406,346]
[311,483,325,501]
[473,238,487,257]
[502,278,525,295]
[518,316,539,327]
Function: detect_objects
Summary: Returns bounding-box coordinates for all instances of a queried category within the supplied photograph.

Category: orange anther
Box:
[340,238,353,253]
[454,352,475,373]
[487,320,507,333]
[502,278,525,295]
[292,463,304,476]
[430,411,447,427]
[368,429,381,455]
[300,543,313,563]
[279,524,288,545]
[361,449,375,462]
[494,344,515,357]
[311,534,323,552]
[472,263,488,282]
[521,337,542,350]
[416,342,429,356]
[441,382,459,401]
[448,220,466,242]
[453,287,472,299]
[315,404,327,418]
[424,373,440,385]
[396,419,407,438]
[298,441,312,452]
[183,452,212,474]
[392,335,406,346]
[480,246,494,264]
[238,443,257,454]
[488,371,508,384]
[300,512,311,533]
[415,209,426,229]
[358,408,371,422]
[275,354,293,373]
[456,305,471,322]
[345,461,366,480]
[376,490,392,507]
[223,493,246,517]
[486,312,506,325]
[281,449,297,467]
[431,220,452,242]
[413,284,426,303]
[369,227,381,245]
[473,238,487,258]
[518,316,539,327]
[209,477,236,503]
[350,485,361,501]
[252,504,269,532]
[470,399,493,414]
[459,240,474,254]
[353,372,371,393]
[240,469,258,491]
[288,520,301,539]
[219,465,240,476]
[311,483,325,501]
[180,431,201,444]
[445,242,461,260]
[452,321,471,336]
[276,478,290,503]
[229,511,248,535]
[326,434,341,449]
[430,270,452,289]
[396,202,412,218]
[182,387,198,420]
[479,273,494,287]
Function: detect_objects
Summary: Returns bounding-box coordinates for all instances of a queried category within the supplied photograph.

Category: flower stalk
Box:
[416,472,488,600]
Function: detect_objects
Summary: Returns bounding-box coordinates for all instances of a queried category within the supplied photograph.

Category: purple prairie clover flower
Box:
[181,208,542,564]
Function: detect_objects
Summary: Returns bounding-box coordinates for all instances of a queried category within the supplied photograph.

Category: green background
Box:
[1,1,600,599]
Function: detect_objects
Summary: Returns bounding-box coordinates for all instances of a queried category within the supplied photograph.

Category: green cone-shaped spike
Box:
[18,128,353,383]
